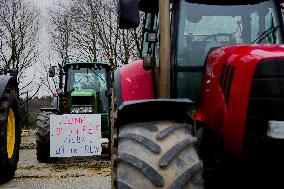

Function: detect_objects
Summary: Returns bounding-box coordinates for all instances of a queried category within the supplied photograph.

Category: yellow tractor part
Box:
[7,108,15,159]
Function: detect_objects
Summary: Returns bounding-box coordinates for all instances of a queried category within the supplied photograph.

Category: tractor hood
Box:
[197,44,284,156]
[207,44,284,70]
[70,89,97,97]
[205,44,284,86]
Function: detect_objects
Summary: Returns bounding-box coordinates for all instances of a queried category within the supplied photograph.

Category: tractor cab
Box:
[174,0,283,102]
[64,62,112,114]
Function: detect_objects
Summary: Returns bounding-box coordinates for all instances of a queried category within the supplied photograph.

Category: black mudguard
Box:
[0,75,18,98]
[116,99,197,136]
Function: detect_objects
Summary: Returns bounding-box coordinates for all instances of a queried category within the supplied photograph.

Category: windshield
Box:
[176,0,283,101]
[67,68,107,92]
[178,0,282,67]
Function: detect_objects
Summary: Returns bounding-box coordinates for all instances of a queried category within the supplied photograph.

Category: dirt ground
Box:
[0,136,111,189]
[1,135,283,189]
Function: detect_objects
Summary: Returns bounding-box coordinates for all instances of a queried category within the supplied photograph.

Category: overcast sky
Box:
[24,0,70,97]
[23,0,55,97]
[32,0,53,8]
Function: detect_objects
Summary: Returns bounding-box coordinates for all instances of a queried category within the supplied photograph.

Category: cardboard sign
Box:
[50,114,101,157]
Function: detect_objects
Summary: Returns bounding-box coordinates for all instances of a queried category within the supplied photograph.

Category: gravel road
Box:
[0,136,111,189]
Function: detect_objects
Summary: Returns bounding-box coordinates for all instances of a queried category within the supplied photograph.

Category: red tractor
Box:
[113,0,284,188]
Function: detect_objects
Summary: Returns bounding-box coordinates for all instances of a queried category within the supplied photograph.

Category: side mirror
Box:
[51,95,59,109]
[49,67,56,77]
[118,0,140,29]
[143,54,155,71]
[147,33,158,42]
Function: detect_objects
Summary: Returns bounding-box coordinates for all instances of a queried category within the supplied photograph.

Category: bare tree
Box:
[48,1,80,66]
[98,0,143,66]
[47,0,143,78]
[70,0,143,66]
[69,0,103,62]
[0,0,41,98]
[41,0,144,96]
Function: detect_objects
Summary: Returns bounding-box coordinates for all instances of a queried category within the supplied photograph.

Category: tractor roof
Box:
[66,61,109,65]
[139,0,266,12]
[65,61,111,68]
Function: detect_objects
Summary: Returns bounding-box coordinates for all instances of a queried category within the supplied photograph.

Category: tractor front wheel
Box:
[36,111,57,163]
[115,121,204,189]
[0,86,21,183]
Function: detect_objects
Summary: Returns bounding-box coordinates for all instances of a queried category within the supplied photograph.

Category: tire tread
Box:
[36,111,57,163]
[117,121,204,189]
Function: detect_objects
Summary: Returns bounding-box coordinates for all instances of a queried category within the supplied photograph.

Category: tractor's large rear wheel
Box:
[0,86,21,183]
[115,121,204,189]
[36,111,57,163]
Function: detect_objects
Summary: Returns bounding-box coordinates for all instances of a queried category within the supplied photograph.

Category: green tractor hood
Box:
[69,89,98,114]
[70,89,97,97]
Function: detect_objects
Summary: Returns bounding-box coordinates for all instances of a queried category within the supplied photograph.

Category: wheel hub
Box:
[7,108,15,159]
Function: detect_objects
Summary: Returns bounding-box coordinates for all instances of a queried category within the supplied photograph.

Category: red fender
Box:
[115,60,155,106]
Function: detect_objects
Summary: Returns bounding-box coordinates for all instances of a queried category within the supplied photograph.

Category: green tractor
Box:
[36,62,112,162]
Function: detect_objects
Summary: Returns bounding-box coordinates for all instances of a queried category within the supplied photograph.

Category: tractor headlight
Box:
[267,120,284,139]
[71,106,93,113]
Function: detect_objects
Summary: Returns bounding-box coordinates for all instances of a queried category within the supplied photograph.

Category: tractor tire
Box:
[111,117,118,188]
[111,91,117,188]
[0,86,21,183]
[36,111,57,163]
[116,121,204,189]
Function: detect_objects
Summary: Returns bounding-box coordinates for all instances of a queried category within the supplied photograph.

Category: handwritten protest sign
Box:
[50,114,101,157]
